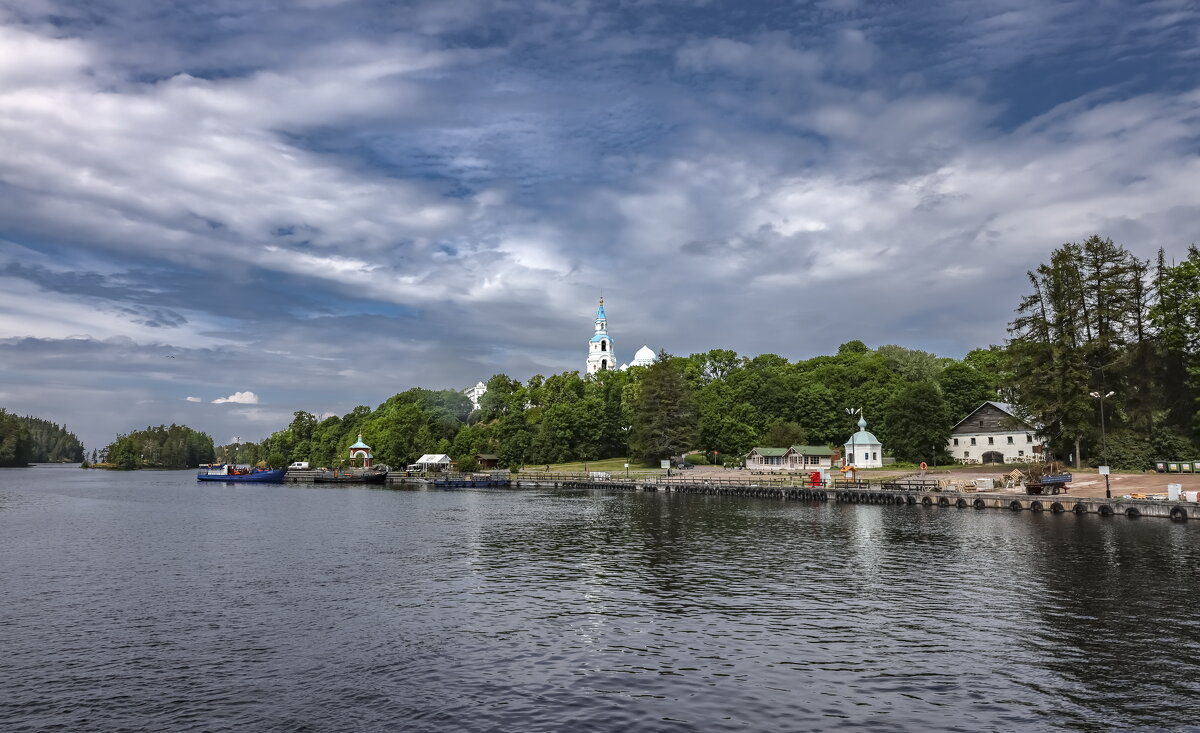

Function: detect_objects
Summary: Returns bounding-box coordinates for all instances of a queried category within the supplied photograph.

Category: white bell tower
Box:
[586,297,615,374]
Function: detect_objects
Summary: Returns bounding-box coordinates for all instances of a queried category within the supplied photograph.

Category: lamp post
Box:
[1089,391,1114,498]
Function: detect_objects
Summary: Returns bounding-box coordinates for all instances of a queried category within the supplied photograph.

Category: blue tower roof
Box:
[596,298,606,321]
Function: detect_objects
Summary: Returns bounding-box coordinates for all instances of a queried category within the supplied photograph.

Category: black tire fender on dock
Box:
[818,491,827,501]
[1098,505,1115,516]
[1171,506,1188,522]
[1050,502,1065,514]
[955,498,967,509]
[1125,507,1141,519]
[1009,500,1023,512]
[906,495,916,505]
[974,498,986,510]
[921,496,933,507]
[1072,503,1087,514]
[938,496,950,507]
[1030,500,1044,512]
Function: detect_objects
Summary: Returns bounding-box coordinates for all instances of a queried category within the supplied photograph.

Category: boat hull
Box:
[315,470,388,484]
[197,468,287,483]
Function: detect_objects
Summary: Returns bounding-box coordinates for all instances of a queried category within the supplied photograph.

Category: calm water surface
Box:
[3,465,1200,731]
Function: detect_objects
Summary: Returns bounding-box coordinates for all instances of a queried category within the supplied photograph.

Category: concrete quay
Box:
[551,478,1194,522]
[285,470,1195,521]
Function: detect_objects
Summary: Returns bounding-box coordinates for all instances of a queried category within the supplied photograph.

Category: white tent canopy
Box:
[414,454,452,465]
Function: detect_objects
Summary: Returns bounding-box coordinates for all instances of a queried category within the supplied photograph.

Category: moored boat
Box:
[197,464,287,483]
[314,467,388,484]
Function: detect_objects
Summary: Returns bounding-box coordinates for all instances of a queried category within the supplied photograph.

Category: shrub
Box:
[685,453,709,465]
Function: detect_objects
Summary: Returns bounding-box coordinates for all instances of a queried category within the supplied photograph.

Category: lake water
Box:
[2,465,1199,731]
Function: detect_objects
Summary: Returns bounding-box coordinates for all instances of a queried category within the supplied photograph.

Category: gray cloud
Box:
[0,0,1197,448]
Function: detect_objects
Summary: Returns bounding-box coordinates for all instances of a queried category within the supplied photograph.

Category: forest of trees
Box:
[0,410,85,466]
[230,343,1006,472]
[1006,237,1199,469]
[100,425,215,470]
[229,236,1197,474]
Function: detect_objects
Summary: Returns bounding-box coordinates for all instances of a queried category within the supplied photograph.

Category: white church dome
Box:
[631,345,656,366]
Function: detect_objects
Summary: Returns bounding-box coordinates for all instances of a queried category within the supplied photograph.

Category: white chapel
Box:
[843,415,884,468]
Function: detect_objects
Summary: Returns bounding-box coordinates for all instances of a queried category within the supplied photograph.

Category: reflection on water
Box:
[2,465,1198,731]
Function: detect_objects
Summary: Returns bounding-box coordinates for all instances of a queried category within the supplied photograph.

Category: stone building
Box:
[948,401,1040,464]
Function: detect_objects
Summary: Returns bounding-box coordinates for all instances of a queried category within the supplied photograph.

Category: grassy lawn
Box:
[535,457,664,473]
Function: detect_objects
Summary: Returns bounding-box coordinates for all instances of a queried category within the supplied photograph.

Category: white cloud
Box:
[213,391,259,404]
[185,396,201,402]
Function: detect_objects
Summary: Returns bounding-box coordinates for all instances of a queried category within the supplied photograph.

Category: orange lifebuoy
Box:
[919,462,928,471]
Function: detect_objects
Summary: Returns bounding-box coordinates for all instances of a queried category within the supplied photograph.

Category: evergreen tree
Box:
[0,409,34,467]
[629,351,698,464]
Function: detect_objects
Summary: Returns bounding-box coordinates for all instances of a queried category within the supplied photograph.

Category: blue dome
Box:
[590,334,609,343]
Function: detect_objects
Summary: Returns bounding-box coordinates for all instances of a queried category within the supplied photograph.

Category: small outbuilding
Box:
[843,416,883,469]
[475,453,500,469]
[348,434,373,468]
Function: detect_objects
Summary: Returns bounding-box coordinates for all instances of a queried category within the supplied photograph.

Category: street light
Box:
[1089,391,1115,498]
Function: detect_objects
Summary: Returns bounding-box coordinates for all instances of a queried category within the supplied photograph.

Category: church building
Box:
[843,415,883,468]
[586,298,616,374]
[585,298,658,374]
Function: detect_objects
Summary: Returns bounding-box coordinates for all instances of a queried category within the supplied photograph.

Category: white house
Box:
[843,415,883,468]
[948,401,1041,464]
[463,381,487,411]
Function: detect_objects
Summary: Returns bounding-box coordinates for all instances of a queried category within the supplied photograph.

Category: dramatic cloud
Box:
[0,0,1197,448]
[212,391,259,405]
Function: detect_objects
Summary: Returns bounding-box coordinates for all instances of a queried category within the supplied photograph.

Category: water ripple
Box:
[2,468,1199,731]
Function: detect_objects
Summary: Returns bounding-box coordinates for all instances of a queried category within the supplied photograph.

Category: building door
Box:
[982,451,1004,465]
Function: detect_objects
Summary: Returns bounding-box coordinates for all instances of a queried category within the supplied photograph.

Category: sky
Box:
[0,0,1197,450]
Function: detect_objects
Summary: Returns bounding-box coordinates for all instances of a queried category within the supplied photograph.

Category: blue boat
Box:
[197,464,287,483]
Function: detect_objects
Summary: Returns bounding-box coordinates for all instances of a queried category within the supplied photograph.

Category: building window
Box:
[953,438,959,446]
[1007,436,1014,444]
[970,437,977,446]
[1018,450,1025,457]
[872,452,877,461]
[964,451,969,458]
[863,453,869,462]
[601,340,607,352]
[1027,434,1033,443]
[978,420,984,427]
[988,437,994,445]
